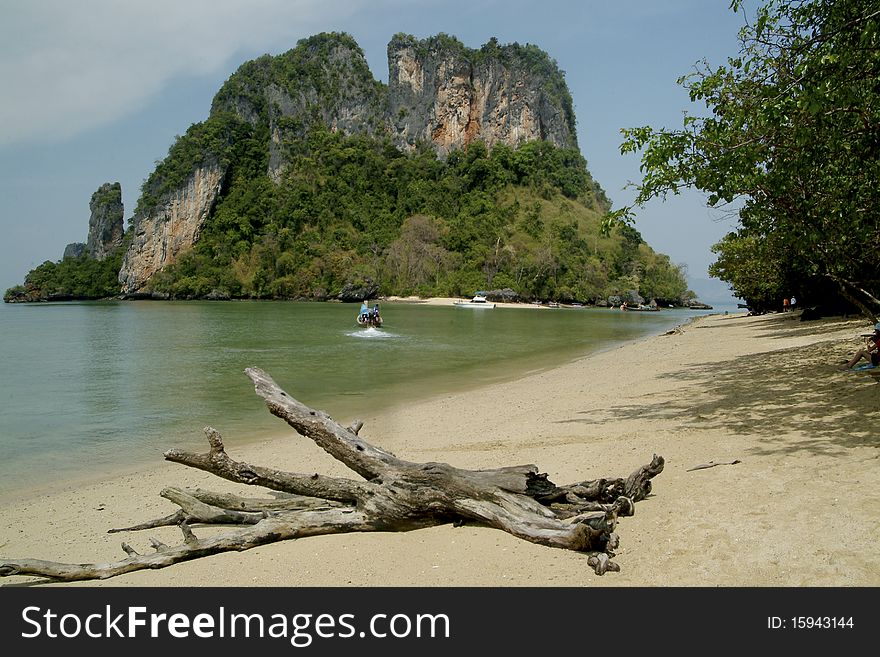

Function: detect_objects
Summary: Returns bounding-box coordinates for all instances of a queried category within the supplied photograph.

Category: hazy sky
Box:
[0,0,756,303]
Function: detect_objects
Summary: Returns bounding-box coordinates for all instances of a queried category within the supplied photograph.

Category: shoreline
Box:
[2,310,878,586]
[0,299,708,503]
[382,295,720,311]
[383,295,554,308]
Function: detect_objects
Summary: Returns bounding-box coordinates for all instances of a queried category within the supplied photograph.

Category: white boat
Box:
[454,294,495,309]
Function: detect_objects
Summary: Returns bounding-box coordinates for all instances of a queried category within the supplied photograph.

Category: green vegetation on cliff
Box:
[146,119,687,303]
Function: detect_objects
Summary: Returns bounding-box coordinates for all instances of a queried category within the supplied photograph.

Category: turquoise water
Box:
[0,300,727,497]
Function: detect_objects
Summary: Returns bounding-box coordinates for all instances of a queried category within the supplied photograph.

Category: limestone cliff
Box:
[211,33,386,182]
[211,32,577,169]
[386,35,577,156]
[119,162,225,293]
[87,182,124,260]
[59,182,123,262]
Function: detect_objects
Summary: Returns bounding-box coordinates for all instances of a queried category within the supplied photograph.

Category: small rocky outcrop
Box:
[87,182,124,260]
[484,287,518,302]
[120,291,171,301]
[204,289,231,301]
[59,182,123,262]
[63,243,86,259]
[626,290,646,306]
[608,291,645,307]
[337,279,380,302]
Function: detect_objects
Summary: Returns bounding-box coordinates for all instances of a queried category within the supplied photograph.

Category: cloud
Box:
[0,0,389,148]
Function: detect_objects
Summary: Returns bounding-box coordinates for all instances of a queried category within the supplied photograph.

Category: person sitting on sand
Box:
[843,322,880,369]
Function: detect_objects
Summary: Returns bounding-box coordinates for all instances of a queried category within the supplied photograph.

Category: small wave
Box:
[347,328,398,339]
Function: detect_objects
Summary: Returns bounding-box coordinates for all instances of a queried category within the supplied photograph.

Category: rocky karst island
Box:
[5,32,695,309]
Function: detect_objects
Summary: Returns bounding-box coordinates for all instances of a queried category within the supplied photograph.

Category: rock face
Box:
[87,182,124,260]
[337,279,380,302]
[386,35,578,156]
[119,162,226,293]
[60,183,123,262]
[213,32,577,172]
[63,243,86,259]
[211,34,386,183]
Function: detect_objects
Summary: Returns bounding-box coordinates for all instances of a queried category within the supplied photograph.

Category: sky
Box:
[0,0,758,304]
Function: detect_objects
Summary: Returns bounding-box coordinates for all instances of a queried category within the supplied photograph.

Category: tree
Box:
[384,215,455,293]
[709,231,785,311]
[0,368,663,582]
[639,250,691,302]
[608,0,880,319]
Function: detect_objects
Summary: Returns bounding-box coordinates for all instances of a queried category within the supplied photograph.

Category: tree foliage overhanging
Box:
[608,0,880,319]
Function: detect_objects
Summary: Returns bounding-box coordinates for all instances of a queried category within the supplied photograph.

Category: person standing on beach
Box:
[783,297,790,312]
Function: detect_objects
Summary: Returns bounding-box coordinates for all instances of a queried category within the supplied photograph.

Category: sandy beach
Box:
[2,309,879,587]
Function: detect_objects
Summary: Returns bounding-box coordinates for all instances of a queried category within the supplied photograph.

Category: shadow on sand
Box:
[563,313,879,457]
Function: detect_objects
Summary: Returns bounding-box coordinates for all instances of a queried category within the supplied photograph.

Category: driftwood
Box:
[0,367,664,582]
[686,458,741,472]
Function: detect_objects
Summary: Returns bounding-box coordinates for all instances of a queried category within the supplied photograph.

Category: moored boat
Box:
[453,294,495,309]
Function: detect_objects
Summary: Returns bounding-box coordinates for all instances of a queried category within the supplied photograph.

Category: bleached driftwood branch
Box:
[0,367,663,582]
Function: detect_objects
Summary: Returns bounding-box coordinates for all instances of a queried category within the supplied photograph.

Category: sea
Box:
[0,299,734,499]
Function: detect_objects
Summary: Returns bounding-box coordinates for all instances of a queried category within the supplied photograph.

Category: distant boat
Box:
[623,304,660,312]
[454,294,495,309]
[356,303,383,327]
